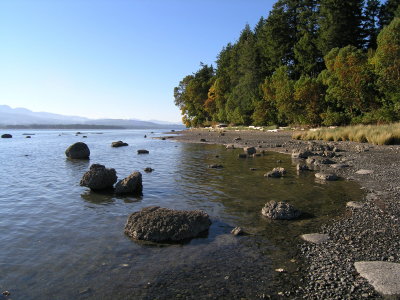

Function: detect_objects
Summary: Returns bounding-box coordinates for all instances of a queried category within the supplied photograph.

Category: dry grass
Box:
[292,123,400,145]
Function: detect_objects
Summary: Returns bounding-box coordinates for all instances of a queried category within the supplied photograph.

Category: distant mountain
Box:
[0,105,184,129]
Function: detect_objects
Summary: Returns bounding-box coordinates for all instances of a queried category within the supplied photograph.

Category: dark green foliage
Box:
[174,1,400,128]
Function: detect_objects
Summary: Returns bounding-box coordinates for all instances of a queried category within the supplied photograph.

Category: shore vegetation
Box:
[174,0,400,129]
[293,123,400,145]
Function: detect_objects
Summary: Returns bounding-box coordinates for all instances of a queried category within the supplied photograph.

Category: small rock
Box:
[275,268,286,273]
[244,147,256,155]
[200,139,206,142]
[296,164,310,171]
[26,135,31,138]
[300,233,329,244]
[231,227,245,236]
[264,167,286,178]
[238,154,247,158]
[137,149,149,154]
[331,163,349,169]
[346,201,363,209]
[315,172,338,181]
[292,150,313,159]
[2,291,10,296]
[208,164,223,169]
[234,137,241,141]
[112,141,128,147]
[144,167,154,173]
[226,144,235,149]
[356,169,374,175]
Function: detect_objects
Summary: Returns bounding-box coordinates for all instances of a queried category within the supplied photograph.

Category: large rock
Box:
[80,164,117,190]
[115,172,143,195]
[354,261,400,296]
[264,167,286,178]
[124,206,211,242]
[1,134,12,138]
[65,142,90,159]
[244,147,256,155]
[261,201,301,220]
[111,141,128,147]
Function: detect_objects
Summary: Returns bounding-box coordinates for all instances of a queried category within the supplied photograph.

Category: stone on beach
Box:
[264,167,286,178]
[315,172,338,181]
[300,233,329,244]
[330,163,350,169]
[124,206,211,242]
[346,201,364,209]
[65,142,90,159]
[115,172,143,195]
[354,261,400,296]
[261,201,301,220]
[80,164,117,190]
[355,169,374,175]
[111,141,128,147]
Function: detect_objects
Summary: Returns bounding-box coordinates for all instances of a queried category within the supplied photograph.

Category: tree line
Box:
[174,0,400,127]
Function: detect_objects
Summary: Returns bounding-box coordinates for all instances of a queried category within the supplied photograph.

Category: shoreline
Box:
[170,128,400,299]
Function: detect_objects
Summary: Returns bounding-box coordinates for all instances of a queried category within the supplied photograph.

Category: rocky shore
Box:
[170,128,400,299]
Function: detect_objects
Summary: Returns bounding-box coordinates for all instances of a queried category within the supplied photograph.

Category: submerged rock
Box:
[261,201,301,220]
[111,141,128,147]
[208,164,223,169]
[80,164,117,190]
[244,147,256,155]
[1,133,12,138]
[264,167,286,178]
[231,226,245,236]
[124,206,211,242]
[115,172,142,195]
[65,142,90,159]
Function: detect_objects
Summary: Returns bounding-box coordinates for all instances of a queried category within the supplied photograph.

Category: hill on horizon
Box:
[0,105,183,129]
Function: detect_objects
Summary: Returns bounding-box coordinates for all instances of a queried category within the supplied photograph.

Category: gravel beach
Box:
[168,128,400,299]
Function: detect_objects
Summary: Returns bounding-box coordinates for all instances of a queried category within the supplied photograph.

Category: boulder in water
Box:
[264,167,286,178]
[124,206,211,242]
[115,172,143,195]
[111,141,128,147]
[1,134,12,138]
[65,142,90,159]
[80,164,117,190]
[137,149,149,154]
[261,201,301,220]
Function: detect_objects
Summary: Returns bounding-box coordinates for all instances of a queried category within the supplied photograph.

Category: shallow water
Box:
[0,130,363,299]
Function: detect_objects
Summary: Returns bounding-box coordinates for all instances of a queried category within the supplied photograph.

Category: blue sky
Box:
[0,0,274,122]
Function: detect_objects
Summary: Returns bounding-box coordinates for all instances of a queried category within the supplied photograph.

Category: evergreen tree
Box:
[379,0,400,27]
[364,0,381,49]
[317,0,365,55]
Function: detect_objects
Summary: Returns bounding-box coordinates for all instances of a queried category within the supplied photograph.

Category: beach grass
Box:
[292,123,400,145]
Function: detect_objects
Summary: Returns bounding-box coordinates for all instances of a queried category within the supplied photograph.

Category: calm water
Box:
[0,129,363,299]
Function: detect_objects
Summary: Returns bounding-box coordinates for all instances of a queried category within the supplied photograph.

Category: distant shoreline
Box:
[0,124,184,130]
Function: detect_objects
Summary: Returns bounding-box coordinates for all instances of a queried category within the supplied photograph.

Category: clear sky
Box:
[0,0,274,123]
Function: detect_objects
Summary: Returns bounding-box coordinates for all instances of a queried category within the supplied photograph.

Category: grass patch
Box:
[292,123,400,145]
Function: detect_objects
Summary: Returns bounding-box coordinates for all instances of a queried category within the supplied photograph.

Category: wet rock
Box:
[354,261,400,296]
[111,141,128,147]
[261,201,301,220]
[115,172,143,195]
[80,164,117,190]
[137,149,149,154]
[264,167,286,178]
[292,150,313,159]
[26,135,31,138]
[208,164,223,169]
[297,164,310,171]
[315,172,338,181]
[124,206,211,242]
[300,233,329,244]
[2,291,10,296]
[244,147,256,155]
[144,167,154,173]
[65,142,90,159]
[231,227,245,236]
